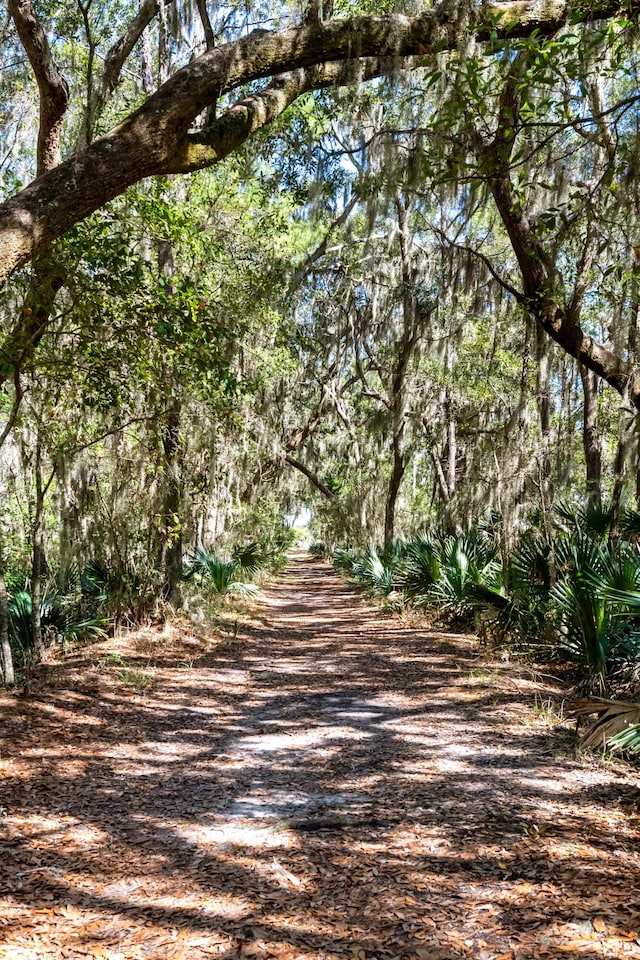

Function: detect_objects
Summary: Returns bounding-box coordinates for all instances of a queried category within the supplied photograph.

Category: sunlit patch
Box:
[231,726,372,753]
[204,821,295,847]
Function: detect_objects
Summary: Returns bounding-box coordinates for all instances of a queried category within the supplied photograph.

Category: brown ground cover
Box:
[0,555,639,960]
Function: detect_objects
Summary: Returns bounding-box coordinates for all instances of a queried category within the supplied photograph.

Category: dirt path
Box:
[1,556,639,960]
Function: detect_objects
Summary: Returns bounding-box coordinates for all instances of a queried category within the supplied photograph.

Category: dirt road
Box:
[1,556,639,959]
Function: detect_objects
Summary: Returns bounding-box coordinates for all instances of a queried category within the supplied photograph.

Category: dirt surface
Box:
[1,555,640,960]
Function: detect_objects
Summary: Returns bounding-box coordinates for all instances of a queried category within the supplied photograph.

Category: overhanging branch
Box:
[0,0,637,283]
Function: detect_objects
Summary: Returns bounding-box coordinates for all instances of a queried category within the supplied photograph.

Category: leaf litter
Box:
[1,556,639,959]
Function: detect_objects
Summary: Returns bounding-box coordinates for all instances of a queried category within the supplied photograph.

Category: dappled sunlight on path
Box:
[1,556,639,959]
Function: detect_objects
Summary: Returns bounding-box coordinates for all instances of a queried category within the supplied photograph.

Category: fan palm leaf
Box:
[571,697,640,751]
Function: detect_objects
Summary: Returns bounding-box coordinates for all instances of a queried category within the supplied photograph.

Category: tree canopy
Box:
[3,0,640,685]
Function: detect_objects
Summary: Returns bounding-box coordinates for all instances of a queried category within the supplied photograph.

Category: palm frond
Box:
[232,541,266,577]
[571,697,640,750]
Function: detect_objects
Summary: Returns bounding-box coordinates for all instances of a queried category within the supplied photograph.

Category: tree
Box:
[0,0,635,277]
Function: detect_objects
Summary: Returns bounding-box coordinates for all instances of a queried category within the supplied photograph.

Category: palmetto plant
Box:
[308,541,329,558]
[572,697,640,754]
[332,546,358,575]
[554,500,613,540]
[185,547,258,596]
[8,583,108,660]
[231,541,268,578]
[428,531,502,614]
[7,590,33,657]
[469,533,552,647]
[352,545,400,596]
[397,533,441,599]
[619,509,640,541]
[550,535,640,692]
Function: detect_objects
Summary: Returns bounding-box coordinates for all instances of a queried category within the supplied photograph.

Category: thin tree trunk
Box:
[57,452,74,591]
[157,236,184,608]
[536,321,554,538]
[384,430,406,546]
[445,388,456,500]
[31,437,46,660]
[610,418,628,543]
[0,535,14,685]
[578,362,601,509]
[160,401,184,607]
[514,315,532,517]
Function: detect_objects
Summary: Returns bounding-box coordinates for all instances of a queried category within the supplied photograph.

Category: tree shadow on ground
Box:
[0,557,639,959]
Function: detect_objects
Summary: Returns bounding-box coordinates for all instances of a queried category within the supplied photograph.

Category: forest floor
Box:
[1,556,640,960]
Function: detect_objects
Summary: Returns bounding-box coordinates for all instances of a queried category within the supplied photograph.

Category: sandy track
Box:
[1,555,639,959]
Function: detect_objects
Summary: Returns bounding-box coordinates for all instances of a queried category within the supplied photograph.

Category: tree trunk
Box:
[156,236,184,608]
[610,417,628,543]
[535,322,554,537]
[444,388,456,501]
[384,431,406,546]
[160,401,184,608]
[31,438,46,660]
[578,362,601,509]
[0,536,14,686]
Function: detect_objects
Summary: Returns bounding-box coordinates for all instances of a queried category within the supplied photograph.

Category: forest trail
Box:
[1,556,640,960]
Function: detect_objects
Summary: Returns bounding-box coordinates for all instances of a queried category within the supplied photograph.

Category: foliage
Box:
[3,0,640,700]
[335,512,640,702]
[8,581,108,663]
[554,501,613,540]
[488,535,553,647]
[184,548,259,597]
[231,541,268,577]
[572,698,640,753]
[428,531,502,615]
[549,536,640,691]
[308,541,329,557]
[351,543,403,596]
[397,533,441,599]
[332,546,359,575]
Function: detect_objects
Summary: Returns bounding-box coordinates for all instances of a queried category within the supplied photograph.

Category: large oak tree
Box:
[1,0,640,405]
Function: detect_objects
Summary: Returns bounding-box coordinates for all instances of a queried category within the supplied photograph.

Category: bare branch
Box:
[291,195,359,289]
[195,0,216,50]
[0,369,24,450]
[97,0,167,111]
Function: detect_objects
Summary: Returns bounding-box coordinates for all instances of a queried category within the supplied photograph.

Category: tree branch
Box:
[0,0,637,282]
[484,50,640,406]
[291,194,359,289]
[285,455,335,499]
[8,0,68,174]
[97,0,169,112]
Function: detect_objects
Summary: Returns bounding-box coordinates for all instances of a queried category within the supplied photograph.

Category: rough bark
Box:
[8,0,69,175]
[1,259,64,384]
[382,191,421,546]
[5,0,67,455]
[384,438,406,545]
